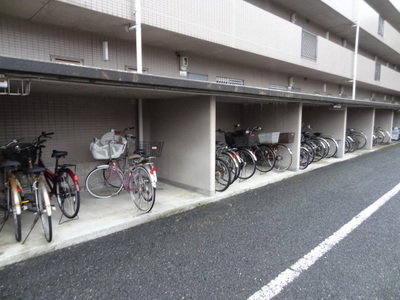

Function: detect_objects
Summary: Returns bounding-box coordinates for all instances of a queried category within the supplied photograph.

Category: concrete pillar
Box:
[150,96,215,196]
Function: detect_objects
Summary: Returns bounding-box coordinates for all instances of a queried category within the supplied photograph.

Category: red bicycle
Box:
[35,132,80,219]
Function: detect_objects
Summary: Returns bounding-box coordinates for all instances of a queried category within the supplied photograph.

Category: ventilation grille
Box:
[216,76,244,86]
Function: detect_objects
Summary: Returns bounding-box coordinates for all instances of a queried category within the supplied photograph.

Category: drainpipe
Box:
[352,0,361,100]
[135,0,144,142]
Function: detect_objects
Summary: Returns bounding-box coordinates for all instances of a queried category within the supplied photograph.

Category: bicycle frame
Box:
[41,164,80,196]
[99,160,157,192]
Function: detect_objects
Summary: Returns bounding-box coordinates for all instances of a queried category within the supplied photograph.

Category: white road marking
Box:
[248,182,400,300]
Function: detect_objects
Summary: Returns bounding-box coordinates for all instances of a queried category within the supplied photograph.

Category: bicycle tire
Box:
[273,144,293,171]
[375,130,385,144]
[299,149,309,170]
[254,145,275,172]
[382,130,391,144]
[352,131,367,149]
[315,137,330,158]
[37,179,52,242]
[301,142,315,164]
[129,166,155,213]
[215,157,231,192]
[56,169,80,218]
[9,177,22,242]
[323,137,338,158]
[310,139,325,162]
[237,149,256,179]
[218,152,239,184]
[85,165,123,198]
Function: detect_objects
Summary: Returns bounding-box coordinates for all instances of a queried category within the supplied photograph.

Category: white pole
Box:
[135,0,144,142]
[135,0,142,74]
[352,0,360,100]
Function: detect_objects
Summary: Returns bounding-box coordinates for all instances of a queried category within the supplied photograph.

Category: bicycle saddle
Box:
[52,150,68,158]
[25,166,46,174]
[133,149,147,157]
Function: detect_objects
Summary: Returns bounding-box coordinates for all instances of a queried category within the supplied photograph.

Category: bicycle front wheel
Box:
[85,165,123,198]
[37,180,52,242]
[56,169,80,218]
[238,149,256,180]
[129,166,155,213]
[215,157,231,192]
[9,177,22,242]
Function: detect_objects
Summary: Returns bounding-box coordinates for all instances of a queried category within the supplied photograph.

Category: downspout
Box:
[136,0,144,142]
[352,0,360,100]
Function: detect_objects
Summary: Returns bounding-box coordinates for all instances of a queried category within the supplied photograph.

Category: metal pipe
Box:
[352,0,361,100]
[135,0,144,141]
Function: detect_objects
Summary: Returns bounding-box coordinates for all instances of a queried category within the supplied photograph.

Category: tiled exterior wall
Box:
[141,0,300,60]
[58,0,133,19]
[0,95,137,166]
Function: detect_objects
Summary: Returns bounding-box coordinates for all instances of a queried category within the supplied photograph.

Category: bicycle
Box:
[0,140,23,242]
[374,127,391,145]
[346,128,368,150]
[1,138,53,243]
[215,141,241,185]
[35,132,80,220]
[217,127,257,180]
[85,128,161,213]
[215,145,232,192]
[257,131,293,171]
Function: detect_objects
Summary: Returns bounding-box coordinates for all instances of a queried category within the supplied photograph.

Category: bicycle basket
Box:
[135,141,164,158]
[233,135,259,147]
[1,143,36,168]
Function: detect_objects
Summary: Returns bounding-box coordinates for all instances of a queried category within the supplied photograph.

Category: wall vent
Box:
[50,55,83,65]
[216,76,244,86]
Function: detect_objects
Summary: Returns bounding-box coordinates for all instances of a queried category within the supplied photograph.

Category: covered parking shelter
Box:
[1,56,400,196]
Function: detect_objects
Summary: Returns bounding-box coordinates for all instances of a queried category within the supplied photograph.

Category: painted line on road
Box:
[248,182,400,300]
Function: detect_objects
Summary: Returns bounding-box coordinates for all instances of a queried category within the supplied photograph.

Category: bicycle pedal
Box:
[22,205,28,211]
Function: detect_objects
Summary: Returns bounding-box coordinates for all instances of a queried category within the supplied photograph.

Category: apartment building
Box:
[1,0,400,195]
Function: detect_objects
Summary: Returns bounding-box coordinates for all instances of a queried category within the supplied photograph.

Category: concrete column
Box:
[149,96,215,196]
[347,107,374,150]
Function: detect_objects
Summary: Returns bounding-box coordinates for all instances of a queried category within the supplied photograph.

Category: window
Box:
[378,16,385,37]
[188,73,208,81]
[301,30,317,61]
[375,62,381,81]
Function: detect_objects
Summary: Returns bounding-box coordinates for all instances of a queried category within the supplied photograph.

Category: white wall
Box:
[150,96,215,195]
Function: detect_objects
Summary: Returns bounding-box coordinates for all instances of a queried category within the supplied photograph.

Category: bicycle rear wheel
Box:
[254,145,275,172]
[273,144,293,171]
[37,180,52,242]
[56,169,80,218]
[129,166,155,213]
[85,165,123,198]
[215,157,231,192]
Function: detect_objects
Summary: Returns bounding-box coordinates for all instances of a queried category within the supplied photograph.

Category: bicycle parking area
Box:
[0,143,384,269]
